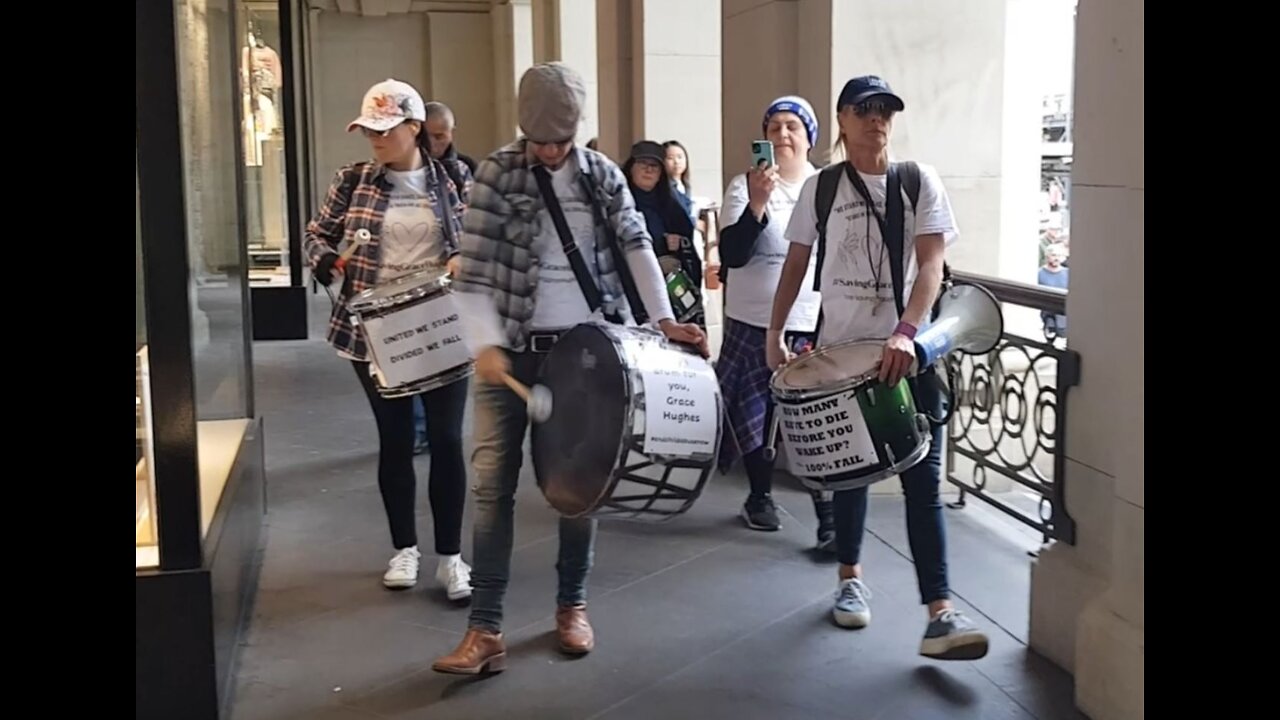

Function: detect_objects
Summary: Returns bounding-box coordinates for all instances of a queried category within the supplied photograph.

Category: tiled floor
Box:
[231,320,1081,720]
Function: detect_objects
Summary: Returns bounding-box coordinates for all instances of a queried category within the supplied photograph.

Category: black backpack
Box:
[812,160,951,320]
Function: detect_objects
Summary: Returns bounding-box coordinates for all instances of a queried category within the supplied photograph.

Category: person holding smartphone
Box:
[714,96,833,548]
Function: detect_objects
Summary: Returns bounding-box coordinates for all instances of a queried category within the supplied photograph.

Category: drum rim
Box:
[374,363,475,398]
[534,321,637,517]
[346,266,451,313]
[770,337,886,401]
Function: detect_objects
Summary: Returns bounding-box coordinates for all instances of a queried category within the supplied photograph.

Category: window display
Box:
[241,1,291,287]
[136,165,158,570]
[137,0,268,715]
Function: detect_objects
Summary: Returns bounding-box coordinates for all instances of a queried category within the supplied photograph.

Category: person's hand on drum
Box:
[879,333,916,386]
[475,346,512,385]
[765,329,793,370]
[658,319,710,358]
[447,254,462,278]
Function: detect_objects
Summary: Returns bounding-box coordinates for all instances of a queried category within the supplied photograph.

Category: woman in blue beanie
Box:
[714,96,833,548]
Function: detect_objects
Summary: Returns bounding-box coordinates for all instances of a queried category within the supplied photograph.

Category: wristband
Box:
[893,321,918,340]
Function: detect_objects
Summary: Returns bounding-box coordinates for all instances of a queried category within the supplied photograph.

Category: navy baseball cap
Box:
[837,75,905,112]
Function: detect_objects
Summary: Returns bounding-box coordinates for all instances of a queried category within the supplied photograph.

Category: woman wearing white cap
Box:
[304,79,473,602]
[715,96,833,547]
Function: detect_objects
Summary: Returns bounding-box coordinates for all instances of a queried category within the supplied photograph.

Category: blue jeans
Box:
[468,351,596,633]
[833,369,950,605]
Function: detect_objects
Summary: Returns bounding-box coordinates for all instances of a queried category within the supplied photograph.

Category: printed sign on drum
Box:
[779,391,877,477]
[363,294,473,389]
[640,352,719,457]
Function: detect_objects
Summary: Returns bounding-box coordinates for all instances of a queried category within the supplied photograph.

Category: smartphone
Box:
[751,140,775,170]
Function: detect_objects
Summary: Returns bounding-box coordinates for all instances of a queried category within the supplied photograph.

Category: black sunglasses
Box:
[852,100,896,119]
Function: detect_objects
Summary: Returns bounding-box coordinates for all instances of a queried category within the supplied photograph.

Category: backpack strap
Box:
[896,160,952,318]
[883,163,908,318]
[812,164,843,292]
[898,160,921,212]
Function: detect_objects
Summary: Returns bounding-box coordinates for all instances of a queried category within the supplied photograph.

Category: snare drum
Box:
[769,339,931,492]
[531,321,723,521]
[346,268,474,398]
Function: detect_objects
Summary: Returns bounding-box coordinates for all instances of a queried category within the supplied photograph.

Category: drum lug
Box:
[915,413,930,435]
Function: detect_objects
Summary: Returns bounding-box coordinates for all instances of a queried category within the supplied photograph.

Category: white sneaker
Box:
[435,555,473,601]
[383,546,421,589]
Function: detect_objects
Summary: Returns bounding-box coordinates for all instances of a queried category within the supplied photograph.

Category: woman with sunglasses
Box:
[305,79,473,603]
[765,76,990,661]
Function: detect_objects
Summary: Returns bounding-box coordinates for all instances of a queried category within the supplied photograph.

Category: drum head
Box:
[772,339,884,398]
[532,324,628,516]
[347,267,449,313]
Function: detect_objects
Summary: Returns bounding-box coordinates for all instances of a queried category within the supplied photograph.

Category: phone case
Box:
[751,141,774,169]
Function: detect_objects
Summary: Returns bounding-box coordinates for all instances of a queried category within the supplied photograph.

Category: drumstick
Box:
[500,372,554,423]
[334,229,372,272]
[500,372,532,402]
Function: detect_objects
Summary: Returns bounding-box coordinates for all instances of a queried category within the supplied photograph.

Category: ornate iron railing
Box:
[944,270,1079,545]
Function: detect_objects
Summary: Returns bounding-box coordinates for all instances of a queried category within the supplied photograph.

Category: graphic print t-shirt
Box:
[376,167,446,284]
[719,165,821,330]
[784,163,958,344]
[532,154,602,330]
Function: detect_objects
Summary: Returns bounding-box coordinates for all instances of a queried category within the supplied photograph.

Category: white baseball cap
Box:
[346,79,426,133]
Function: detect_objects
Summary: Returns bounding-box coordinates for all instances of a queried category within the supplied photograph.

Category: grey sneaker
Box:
[919,609,990,660]
[832,577,872,628]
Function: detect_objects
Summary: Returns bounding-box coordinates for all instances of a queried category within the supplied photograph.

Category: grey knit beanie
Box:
[518,62,586,143]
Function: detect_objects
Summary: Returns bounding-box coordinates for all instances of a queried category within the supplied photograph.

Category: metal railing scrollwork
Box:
[945,271,1079,545]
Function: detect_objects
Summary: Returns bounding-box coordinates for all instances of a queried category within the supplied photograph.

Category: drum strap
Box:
[430,159,458,251]
[532,166,606,315]
[577,171,648,325]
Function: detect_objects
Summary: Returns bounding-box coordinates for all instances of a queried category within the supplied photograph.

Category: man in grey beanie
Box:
[434,61,707,675]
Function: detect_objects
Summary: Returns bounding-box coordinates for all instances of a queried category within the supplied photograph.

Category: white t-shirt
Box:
[719,165,821,331]
[785,162,958,344]
[532,156,601,329]
[377,167,446,283]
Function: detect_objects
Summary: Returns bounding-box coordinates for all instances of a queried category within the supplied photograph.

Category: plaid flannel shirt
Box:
[304,152,465,360]
[452,141,656,351]
[437,147,474,205]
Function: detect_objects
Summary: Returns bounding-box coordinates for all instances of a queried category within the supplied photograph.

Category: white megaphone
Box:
[911,281,1004,370]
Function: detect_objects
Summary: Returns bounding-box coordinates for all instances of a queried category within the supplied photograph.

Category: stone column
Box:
[1028,0,1144,718]
[492,0,535,146]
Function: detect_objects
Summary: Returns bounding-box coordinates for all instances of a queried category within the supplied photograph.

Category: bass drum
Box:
[532,321,723,521]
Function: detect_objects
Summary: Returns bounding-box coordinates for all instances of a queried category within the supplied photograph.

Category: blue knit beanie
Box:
[763,95,818,148]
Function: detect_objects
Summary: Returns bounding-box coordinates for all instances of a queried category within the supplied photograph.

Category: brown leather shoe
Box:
[431,628,507,675]
[556,604,594,655]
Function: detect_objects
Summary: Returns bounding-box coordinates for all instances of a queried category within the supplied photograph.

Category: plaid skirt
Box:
[715,319,774,471]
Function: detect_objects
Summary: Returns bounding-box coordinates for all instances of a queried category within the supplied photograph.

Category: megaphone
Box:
[912,281,1004,370]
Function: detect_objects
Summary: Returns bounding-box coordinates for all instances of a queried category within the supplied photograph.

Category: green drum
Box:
[769,339,931,492]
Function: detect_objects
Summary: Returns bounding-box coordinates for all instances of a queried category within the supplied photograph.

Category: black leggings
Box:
[351,362,468,555]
